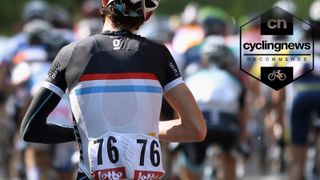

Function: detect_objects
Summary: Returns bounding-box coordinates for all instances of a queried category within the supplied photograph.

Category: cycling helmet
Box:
[102,0,159,19]
[202,16,227,36]
[49,5,72,28]
[23,19,52,44]
[200,36,236,68]
[198,6,232,36]
[22,0,49,22]
[307,0,320,40]
[181,3,200,24]
[273,0,296,14]
[309,0,320,21]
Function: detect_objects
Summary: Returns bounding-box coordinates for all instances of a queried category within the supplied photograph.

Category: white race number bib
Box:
[88,132,165,180]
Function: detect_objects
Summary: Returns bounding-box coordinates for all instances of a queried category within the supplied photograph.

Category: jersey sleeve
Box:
[162,45,184,93]
[20,87,76,143]
[43,43,75,97]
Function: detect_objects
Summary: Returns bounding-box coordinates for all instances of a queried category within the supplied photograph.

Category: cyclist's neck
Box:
[102,18,135,33]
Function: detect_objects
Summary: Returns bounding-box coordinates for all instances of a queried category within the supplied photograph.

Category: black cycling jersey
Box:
[46,30,181,92]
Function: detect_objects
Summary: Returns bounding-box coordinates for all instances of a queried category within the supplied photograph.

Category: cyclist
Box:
[20,0,207,179]
[2,1,52,178]
[286,7,320,179]
[183,6,232,77]
[16,20,77,180]
[0,36,11,179]
[11,43,52,180]
[179,13,248,179]
[171,3,204,56]
[183,38,247,180]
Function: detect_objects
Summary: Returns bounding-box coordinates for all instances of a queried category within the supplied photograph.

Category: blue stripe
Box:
[75,85,162,95]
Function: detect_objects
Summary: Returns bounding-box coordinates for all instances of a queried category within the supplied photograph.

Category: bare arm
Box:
[159,83,207,142]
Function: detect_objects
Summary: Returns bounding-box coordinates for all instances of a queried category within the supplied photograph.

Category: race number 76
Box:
[94,136,161,167]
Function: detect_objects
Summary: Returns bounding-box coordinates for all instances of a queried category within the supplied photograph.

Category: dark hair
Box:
[101,1,145,30]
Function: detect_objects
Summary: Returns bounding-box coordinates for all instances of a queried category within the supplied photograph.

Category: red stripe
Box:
[79,73,157,82]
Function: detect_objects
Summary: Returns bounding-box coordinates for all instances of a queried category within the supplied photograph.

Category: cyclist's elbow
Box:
[195,124,207,142]
[21,131,32,142]
[190,119,207,142]
[20,125,36,143]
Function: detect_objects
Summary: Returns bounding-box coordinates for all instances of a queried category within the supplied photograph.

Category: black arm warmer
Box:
[20,87,76,143]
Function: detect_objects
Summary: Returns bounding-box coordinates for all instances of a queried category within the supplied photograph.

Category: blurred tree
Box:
[0,0,315,35]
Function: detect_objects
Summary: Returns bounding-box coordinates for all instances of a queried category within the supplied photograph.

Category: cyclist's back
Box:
[69,31,179,132]
[59,31,183,178]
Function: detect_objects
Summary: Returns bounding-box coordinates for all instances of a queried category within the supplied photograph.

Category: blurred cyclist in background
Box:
[171,2,204,59]
[11,21,54,179]
[183,6,233,77]
[48,4,75,56]
[0,36,11,179]
[74,0,103,40]
[286,1,320,179]
[2,1,77,179]
[2,1,52,179]
[179,7,249,180]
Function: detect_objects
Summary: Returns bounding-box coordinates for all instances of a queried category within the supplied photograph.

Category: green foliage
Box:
[157,0,314,24]
[0,0,315,36]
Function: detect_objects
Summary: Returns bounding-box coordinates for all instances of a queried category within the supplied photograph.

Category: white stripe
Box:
[164,77,184,93]
[42,82,65,98]
[76,79,162,88]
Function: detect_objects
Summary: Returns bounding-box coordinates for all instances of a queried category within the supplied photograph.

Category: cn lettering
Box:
[267,18,287,29]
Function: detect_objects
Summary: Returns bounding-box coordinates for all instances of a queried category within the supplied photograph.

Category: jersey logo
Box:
[93,167,126,180]
[113,39,121,50]
[134,170,164,180]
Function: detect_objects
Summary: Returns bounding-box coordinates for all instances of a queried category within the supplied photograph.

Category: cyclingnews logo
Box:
[240,6,314,90]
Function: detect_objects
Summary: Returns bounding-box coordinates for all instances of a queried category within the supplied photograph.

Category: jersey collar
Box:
[102,30,132,36]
